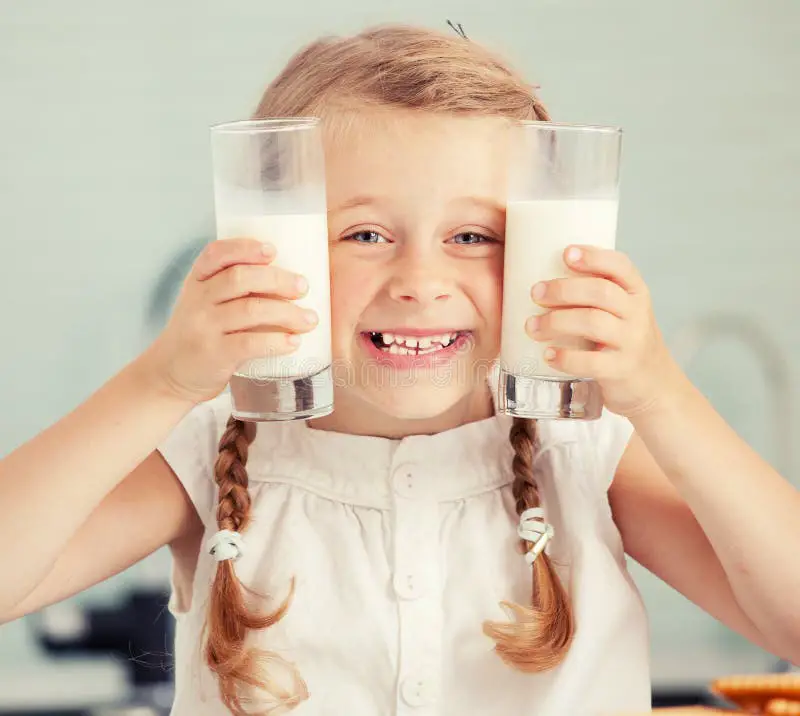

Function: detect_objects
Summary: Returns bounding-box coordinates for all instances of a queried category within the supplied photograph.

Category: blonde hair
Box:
[204,23,573,715]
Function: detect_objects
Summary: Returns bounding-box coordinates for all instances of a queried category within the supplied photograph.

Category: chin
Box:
[333,329,497,422]
[363,383,473,421]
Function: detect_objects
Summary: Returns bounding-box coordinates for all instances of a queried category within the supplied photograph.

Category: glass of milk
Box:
[498,121,622,420]
[210,118,333,421]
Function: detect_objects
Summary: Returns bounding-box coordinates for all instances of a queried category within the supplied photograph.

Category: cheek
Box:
[479,257,504,322]
[482,284,503,330]
[472,259,504,349]
[329,260,379,332]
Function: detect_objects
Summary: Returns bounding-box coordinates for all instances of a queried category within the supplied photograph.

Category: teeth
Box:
[372,331,462,354]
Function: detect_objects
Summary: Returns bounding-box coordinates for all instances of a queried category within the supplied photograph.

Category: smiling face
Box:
[317,110,511,434]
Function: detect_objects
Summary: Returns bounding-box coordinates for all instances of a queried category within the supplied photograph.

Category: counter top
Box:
[0,659,130,710]
[0,643,788,710]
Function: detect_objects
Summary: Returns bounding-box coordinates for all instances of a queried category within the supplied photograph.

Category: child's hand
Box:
[525,244,682,417]
[142,238,317,405]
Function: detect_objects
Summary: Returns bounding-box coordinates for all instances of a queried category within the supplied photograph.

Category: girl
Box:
[1,23,799,716]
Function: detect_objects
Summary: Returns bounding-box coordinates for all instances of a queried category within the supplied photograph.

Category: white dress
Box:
[157,390,651,716]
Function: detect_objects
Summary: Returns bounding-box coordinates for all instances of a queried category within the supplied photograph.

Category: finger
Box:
[526,308,624,348]
[562,245,646,294]
[215,296,319,335]
[531,276,630,318]
[227,330,303,363]
[542,344,619,380]
[209,264,309,304]
[192,238,276,281]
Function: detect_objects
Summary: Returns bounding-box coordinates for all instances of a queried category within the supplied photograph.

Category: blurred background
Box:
[0,1,797,713]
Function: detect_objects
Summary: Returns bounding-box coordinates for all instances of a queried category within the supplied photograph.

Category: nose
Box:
[387,248,452,305]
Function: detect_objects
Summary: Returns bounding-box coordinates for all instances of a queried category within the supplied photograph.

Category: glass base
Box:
[496,369,603,420]
[229,365,334,422]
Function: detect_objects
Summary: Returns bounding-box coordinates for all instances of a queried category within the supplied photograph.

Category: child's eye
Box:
[343,230,388,244]
[451,232,496,245]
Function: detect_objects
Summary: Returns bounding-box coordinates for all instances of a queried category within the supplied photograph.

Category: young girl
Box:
[1,23,798,716]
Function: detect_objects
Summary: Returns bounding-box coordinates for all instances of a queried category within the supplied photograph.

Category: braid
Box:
[483,417,575,671]
[205,415,308,715]
[510,417,540,520]
[215,417,257,533]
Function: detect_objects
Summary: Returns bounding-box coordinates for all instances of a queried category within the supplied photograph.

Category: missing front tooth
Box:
[369,331,384,348]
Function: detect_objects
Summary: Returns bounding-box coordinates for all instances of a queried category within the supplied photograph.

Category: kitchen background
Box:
[0,1,797,713]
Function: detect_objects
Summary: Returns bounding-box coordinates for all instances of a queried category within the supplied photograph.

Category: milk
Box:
[500,199,619,380]
[216,213,332,380]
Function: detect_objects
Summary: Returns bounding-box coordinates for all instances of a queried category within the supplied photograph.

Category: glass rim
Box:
[517,119,622,135]
[210,117,321,134]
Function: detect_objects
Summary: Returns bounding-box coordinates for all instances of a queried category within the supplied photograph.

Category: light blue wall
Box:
[1,0,797,690]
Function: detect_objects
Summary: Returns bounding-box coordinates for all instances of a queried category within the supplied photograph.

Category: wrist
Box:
[627,358,698,428]
[126,345,198,414]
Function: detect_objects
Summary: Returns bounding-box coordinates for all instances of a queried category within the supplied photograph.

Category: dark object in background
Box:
[34,586,174,688]
[145,238,206,332]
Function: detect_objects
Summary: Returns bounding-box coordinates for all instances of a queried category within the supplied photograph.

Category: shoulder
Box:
[588,408,635,479]
[536,408,635,492]
[158,390,292,459]
[156,391,245,479]
[155,391,291,524]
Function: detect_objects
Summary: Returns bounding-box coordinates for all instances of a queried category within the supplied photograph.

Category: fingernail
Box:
[261,242,275,256]
[287,334,301,346]
[544,347,556,362]
[303,309,318,325]
[526,315,539,333]
[532,282,546,301]
[296,275,309,293]
[566,246,582,263]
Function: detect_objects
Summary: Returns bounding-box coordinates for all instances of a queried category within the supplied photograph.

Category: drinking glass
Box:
[498,121,623,420]
[210,118,333,421]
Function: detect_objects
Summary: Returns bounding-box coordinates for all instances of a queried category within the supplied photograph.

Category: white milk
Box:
[500,199,619,380]
[216,213,332,380]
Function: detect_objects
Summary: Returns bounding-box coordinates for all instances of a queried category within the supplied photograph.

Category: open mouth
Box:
[365,330,470,356]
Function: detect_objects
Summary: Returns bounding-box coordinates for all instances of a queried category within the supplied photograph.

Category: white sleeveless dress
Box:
[157,390,651,716]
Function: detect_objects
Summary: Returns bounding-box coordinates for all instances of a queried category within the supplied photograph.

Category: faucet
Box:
[669,310,794,487]
[669,310,796,673]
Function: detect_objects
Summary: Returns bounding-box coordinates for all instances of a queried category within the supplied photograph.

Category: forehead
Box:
[322,110,511,209]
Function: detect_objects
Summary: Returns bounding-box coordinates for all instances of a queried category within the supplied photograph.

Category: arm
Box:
[610,373,800,663]
[0,352,198,621]
[3,450,202,622]
[0,238,309,621]
[525,243,800,662]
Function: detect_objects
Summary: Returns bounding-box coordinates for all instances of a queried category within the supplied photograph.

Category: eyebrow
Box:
[328,195,386,215]
[329,195,505,215]
[450,196,505,214]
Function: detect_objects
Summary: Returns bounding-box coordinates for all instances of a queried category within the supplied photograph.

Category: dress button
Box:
[393,465,416,498]
[393,571,424,600]
[400,674,436,707]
